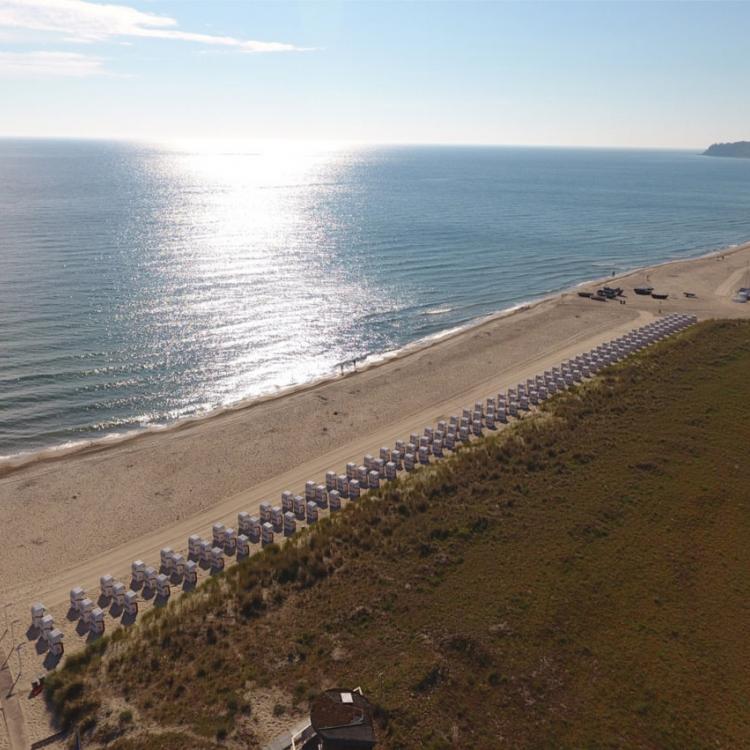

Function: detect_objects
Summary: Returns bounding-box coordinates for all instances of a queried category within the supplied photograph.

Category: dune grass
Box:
[46,319,750,749]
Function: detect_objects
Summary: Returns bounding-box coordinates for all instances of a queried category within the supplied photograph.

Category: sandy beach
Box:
[1,241,750,748]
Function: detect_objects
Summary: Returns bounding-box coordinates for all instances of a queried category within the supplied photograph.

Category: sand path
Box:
[715,264,750,297]
[0,644,29,750]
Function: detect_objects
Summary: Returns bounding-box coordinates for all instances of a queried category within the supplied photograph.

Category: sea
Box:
[2,140,750,460]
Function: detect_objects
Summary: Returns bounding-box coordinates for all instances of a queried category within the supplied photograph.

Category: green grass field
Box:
[46,319,750,749]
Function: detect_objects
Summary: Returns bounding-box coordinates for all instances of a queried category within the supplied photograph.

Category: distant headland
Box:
[703,141,750,158]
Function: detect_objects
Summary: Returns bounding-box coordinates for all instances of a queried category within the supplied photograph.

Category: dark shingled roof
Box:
[309,689,376,749]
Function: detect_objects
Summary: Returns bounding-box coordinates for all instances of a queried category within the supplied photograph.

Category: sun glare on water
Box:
[132,138,383,411]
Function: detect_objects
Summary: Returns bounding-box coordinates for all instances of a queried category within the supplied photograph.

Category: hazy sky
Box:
[1,0,748,147]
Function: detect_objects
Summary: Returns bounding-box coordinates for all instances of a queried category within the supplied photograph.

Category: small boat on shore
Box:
[578,291,593,298]
[634,286,654,295]
[651,292,668,300]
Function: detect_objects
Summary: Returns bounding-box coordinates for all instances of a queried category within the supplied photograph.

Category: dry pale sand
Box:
[1,242,750,748]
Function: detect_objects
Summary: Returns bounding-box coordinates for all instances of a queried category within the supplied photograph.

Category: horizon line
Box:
[0,135,710,151]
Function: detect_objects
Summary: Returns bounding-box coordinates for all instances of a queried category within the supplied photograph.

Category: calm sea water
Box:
[2,140,750,458]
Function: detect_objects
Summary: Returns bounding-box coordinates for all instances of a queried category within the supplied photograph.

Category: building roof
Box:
[309,689,376,749]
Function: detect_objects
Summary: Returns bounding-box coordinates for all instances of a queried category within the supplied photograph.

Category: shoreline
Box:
[0,300,536,475]
[2,237,747,477]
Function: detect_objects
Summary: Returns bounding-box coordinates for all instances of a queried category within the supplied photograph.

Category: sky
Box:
[0,0,749,147]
